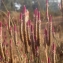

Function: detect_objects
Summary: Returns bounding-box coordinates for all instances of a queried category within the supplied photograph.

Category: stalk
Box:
[3,39,7,63]
[49,15,52,46]
[9,39,13,63]
[23,5,28,53]
[52,43,56,63]
[20,13,23,42]
[34,8,38,40]
[14,24,22,63]
[0,22,5,61]
[44,28,48,63]
[30,25,35,62]
[46,0,49,21]
[14,24,17,45]
[8,11,10,30]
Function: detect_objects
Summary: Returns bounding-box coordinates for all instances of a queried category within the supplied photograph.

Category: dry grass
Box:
[0,12,63,63]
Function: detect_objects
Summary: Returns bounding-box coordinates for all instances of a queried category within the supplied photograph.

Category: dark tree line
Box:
[0,0,61,16]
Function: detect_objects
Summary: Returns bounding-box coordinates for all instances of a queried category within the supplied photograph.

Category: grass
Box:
[0,10,63,63]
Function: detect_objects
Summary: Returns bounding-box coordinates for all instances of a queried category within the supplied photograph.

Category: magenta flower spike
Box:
[46,0,48,4]
[10,39,12,45]
[44,28,47,36]
[20,13,22,20]
[27,20,31,26]
[38,11,40,20]
[46,0,48,7]
[48,57,50,63]
[34,8,38,17]
[23,5,26,13]
[36,46,38,51]
[52,43,56,52]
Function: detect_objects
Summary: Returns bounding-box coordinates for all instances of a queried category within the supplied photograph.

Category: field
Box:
[0,9,63,63]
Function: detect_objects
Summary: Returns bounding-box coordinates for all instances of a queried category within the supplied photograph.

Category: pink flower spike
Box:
[20,13,22,20]
[52,43,56,51]
[49,15,52,22]
[34,8,38,16]
[48,57,50,63]
[46,0,48,4]
[23,5,26,13]
[35,46,38,51]
[10,39,12,45]
[38,11,40,20]
[44,28,47,36]
[27,20,31,26]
